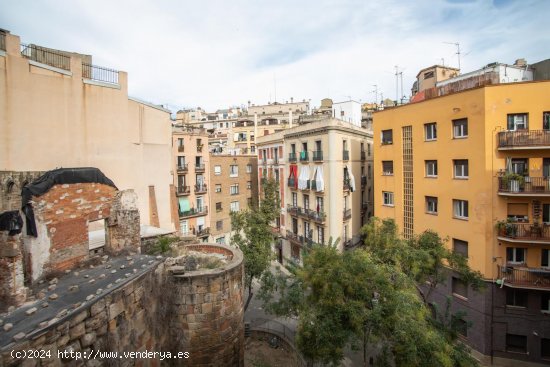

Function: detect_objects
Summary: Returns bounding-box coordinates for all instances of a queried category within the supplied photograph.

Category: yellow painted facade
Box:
[374,81,550,280]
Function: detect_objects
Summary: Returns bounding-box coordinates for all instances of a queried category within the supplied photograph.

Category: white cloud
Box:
[1,0,548,111]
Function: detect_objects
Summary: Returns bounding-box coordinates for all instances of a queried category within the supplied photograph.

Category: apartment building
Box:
[172,125,210,240]
[0,30,174,231]
[374,80,550,365]
[258,118,373,264]
[209,154,258,244]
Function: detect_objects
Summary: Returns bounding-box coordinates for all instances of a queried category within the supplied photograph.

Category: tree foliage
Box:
[230,178,280,310]
[259,218,484,366]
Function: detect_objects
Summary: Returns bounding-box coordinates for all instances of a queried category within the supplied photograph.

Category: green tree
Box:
[231,178,280,311]
[259,218,484,366]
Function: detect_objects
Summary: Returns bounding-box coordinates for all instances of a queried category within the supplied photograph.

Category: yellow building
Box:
[374,81,550,365]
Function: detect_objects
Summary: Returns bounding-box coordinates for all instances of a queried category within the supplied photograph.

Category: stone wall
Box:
[0,171,44,212]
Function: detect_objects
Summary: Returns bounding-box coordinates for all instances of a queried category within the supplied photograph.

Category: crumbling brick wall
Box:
[0,171,44,212]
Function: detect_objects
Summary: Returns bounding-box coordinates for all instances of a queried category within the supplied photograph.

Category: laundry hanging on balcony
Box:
[178,197,190,213]
[288,165,298,189]
[298,165,310,190]
[314,166,324,192]
[345,165,356,192]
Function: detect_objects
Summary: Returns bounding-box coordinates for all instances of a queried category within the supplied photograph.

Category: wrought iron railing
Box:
[177,164,188,172]
[498,130,550,148]
[343,178,351,191]
[498,176,550,194]
[343,150,349,161]
[287,205,326,223]
[195,164,205,172]
[312,151,323,161]
[179,206,208,217]
[299,151,309,162]
[82,63,119,84]
[343,209,352,220]
[288,152,297,162]
[195,184,207,193]
[177,185,190,195]
[497,222,550,241]
[498,265,550,289]
[194,227,210,237]
[288,177,296,188]
[361,151,366,161]
[20,43,71,70]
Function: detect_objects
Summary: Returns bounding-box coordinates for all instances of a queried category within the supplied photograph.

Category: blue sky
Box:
[1,0,548,111]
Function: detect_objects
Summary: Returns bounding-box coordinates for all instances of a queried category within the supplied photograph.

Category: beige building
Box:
[0,31,174,231]
[172,125,211,240]
[259,118,373,264]
[209,154,258,244]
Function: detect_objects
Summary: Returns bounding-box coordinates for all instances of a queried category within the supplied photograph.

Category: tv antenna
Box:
[444,41,461,71]
[372,84,378,104]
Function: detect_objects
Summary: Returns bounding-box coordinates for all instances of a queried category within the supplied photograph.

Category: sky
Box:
[1,0,548,112]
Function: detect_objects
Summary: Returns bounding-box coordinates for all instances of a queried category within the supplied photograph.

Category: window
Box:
[454,316,468,338]
[542,293,550,312]
[367,165,372,179]
[214,165,221,175]
[230,184,239,195]
[542,339,550,359]
[506,247,526,264]
[453,199,468,219]
[215,184,222,193]
[382,161,394,175]
[367,143,371,156]
[292,192,298,207]
[381,130,393,145]
[544,112,550,131]
[177,156,186,168]
[246,164,252,173]
[316,196,324,212]
[453,118,468,138]
[453,239,468,258]
[216,220,223,230]
[424,70,434,79]
[542,249,549,268]
[425,160,438,177]
[424,123,437,141]
[506,334,527,353]
[452,277,468,298]
[230,201,240,212]
[511,158,528,176]
[216,202,222,212]
[506,289,528,308]
[304,221,311,239]
[247,181,252,190]
[426,196,438,214]
[507,113,528,131]
[230,165,238,177]
[383,191,394,206]
[317,226,324,244]
[196,138,203,152]
[453,160,469,178]
[303,194,310,210]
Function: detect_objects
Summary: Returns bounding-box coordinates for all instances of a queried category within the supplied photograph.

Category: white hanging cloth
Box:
[298,165,310,190]
[315,166,324,192]
[347,164,356,192]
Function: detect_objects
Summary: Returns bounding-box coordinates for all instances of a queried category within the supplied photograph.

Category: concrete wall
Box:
[0,32,173,232]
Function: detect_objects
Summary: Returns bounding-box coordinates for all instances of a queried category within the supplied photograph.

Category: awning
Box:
[314,166,324,192]
[298,166,310,190]
[178,197,190,212]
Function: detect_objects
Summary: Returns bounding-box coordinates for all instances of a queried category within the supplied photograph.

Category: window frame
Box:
[229,165,239,177]
[425,160,438,177]
[381,130,393,145]
[383,191,394,207]
[453,159,469,179]
[426,196,438,215]
[382,161,394,176]
[453,199,469,220]
[452,118,468,138]
[230,184,239,195]
[230,201,240,212]
[214,165,221,175]
[453,239,468,258]
[215,184,222,193]
[424,122,437,141]
[506,247,526,265]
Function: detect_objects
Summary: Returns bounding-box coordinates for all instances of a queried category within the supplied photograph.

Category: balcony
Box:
[361,176,367,188]
[177,164,188,173]
[311,180,323,192]
[194,227,210,238]
[498,130,550,150]
[195,164,206,173]
[498,265,550,290]
[288,177,296,188]
[498,176,550,196]
[178,145,185,152]
[20,43,71,71]
[361,151,366,161]
[176,186,190,196]
[312,151,323,161]
[343,178,351,191]
[497,222,550,243]
[361,201,370,212]
[343,150,349,161]
[343,208,352,220]
[344,239,353,248]
[299,151,309,162]
[82,63,119,85]
[179,206,208,218]
[302,180,311,191]
[287,205,326,223]
[195,184,207,194]
[289,152,297,162]
[286,230,305,245]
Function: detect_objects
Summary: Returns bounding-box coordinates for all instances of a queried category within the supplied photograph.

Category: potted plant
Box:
[502,172,524,192]
[495,218,518,237]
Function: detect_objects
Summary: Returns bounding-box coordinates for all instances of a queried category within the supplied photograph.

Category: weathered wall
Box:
[0,171,44,212]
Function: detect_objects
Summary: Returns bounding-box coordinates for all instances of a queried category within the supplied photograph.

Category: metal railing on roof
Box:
[82,62,119,84]
[20,43,71,71]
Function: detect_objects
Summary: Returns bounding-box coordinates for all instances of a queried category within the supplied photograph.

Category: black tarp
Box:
[0,210,24,236]
[21,168,117,237]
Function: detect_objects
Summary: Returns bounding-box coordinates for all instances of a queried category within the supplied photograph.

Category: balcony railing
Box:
[195,164,205,172]
[498,176,550,195]
[312,151,323,161]
[497,222,550,242]
[343,209,352,220]
[299,151,309,162]
[179,206,208,218]
[343,178,351,191]
[498,265,550,290]
[177,164,188,172]
[194,227,210,237]
[177,145,185,152]
[82,63,119,84]
[287,205,326,223]
[498,130,550,149]
[177,185,190,195]
[361,176,367,187]
[361,151,366,161]
[311,180,323,192]
[286,230,305,245]
[302,180,311,191]
[21,43,71,71]
[288,177,296,188]
[289,152,297,162]
[343,150,349,161]
[0,33,5,51]
[361,201,369,211]
[195,184,207,194]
